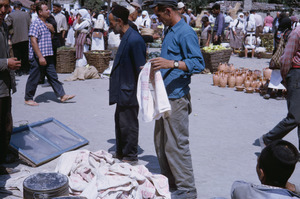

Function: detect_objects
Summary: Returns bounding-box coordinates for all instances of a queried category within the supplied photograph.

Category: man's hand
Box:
[45,23,55,33]
[7,58,21,70]
[39,57,47,66]
[150,57,173,71]
[286,182,296,192]
[214,35,218,42]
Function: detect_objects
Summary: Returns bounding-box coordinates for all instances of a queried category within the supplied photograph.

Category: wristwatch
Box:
[173,60,179,69]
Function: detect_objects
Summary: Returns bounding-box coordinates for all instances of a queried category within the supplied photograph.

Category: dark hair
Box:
[250,10,255,14]
[212,3,220,10]
[156,4,177,12]
[202,16,208,22]
[258,140,299,188]
[36,2,47,16]
[111,5,129,25]
[267,12,270,16]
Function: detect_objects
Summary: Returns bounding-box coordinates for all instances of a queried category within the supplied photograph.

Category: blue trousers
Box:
[264,69,300,149]
[25,56,65,101]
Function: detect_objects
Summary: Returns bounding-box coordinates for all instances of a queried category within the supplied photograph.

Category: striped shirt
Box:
[28,17,53,59]
[280,26,300,72]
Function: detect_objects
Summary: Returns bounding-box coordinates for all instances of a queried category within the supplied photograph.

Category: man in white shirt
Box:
[253,10,263,36]
[52,3,68,46]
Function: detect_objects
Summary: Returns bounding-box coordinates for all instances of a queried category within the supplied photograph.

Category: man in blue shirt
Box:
[149,0,205,198]
[212,3,225,45]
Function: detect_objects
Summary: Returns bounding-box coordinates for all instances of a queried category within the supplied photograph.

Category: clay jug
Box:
[251,80,258,88]
[244,76,251,88]
[247,74,253,82]
[218,63,226,71]
[253,70,261,80]
[219,73,227,87]
[224,63,230,72]
[236,73,243,86]
[212,72,220,86]
[263,67,272,80]
[228,73,236,88]
[241,72,246,83]
[229,64,235,73]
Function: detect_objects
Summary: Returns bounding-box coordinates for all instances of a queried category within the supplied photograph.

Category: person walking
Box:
[149,0,205,198]
[212,3,225,45]
[260,26,300,150]
[24,2,74,106]
[0,0,21,175]
[5,1,30,76]
[108,5,146,164]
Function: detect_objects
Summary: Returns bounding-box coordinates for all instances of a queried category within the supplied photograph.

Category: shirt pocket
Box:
[167,45,181,57]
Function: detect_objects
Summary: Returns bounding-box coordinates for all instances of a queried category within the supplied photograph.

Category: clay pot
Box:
[228,73,236,88]
[244,76,251,88]
[224,63,230,73]
[219,73,228,88]
[236,73,243,87]
[212,72,220,86]
[263,67,272,80]
[241,72,247,83]
[253,70,261,80]
[218,63,226,72]
[251,81,258,88]
[229,64,235,73]
[246,74,253,82]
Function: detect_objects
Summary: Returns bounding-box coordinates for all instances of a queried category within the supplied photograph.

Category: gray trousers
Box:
[154,93,196,193]
[263,69,300,149]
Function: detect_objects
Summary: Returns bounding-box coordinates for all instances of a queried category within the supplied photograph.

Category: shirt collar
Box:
[170,18,185,33]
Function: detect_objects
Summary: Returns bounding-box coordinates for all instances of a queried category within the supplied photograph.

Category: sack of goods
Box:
[141,28,154,36]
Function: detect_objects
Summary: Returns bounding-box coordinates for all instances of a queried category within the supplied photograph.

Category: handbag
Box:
[269,30,291,70]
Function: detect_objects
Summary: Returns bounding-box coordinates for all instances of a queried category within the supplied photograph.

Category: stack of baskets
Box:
[84,50,112,73]
[201,49,232,72]
[56,47,76,73]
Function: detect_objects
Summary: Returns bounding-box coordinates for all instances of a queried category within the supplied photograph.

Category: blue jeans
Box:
[25,56,65,101]
[263,69,300,149]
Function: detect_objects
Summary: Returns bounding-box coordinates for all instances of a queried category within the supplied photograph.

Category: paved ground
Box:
[2,55,300,198]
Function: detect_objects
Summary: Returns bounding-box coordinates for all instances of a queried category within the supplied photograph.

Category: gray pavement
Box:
[4,55,300,198]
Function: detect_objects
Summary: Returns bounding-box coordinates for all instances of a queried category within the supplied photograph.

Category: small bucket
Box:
[23,172,69,199]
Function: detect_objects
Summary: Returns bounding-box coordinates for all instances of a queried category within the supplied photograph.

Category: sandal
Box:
[25,100,39,106]
[61,95,75,103]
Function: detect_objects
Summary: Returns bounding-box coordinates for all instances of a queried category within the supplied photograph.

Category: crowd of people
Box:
[1,0,300,198]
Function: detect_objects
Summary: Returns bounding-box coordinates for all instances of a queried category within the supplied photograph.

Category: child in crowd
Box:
[200,16,212,47]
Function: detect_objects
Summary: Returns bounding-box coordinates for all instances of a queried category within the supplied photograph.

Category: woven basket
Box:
[84,50,112,73]
[56,47,76,73]
[201,49,232,72]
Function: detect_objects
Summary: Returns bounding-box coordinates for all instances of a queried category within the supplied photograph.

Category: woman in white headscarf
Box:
[74,9,92,67]
[230,12,246,50]
[91,14,108,51]
[66,9,76,47]
[139,10,151,30]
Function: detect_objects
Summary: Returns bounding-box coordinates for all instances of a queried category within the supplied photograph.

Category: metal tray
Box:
[10,118,89,167]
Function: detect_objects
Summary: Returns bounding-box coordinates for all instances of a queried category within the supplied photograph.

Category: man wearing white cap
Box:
[177,2,190,25]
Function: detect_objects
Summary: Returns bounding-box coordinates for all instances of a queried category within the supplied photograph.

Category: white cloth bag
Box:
[137,62,171,122]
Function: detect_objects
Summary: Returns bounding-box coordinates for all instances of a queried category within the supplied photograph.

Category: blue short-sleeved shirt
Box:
[160,18,205,99]
[29,18,53,59]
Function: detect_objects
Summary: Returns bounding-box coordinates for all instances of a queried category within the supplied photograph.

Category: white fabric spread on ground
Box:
[55,150,171,199]
[137,62,171,122]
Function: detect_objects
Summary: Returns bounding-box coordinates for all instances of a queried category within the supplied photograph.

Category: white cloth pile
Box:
[55,150,170,199]
[137,62,171,122]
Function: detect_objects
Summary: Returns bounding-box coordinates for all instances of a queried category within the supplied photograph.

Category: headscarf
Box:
[97,14,104,21]
[237,13,244,21]
[291,16,299,23]
[70,9,75,16]
[141,10,151,28]
[78,9,91,24]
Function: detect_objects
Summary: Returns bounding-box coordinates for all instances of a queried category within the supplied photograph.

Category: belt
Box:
[292,64,300,68]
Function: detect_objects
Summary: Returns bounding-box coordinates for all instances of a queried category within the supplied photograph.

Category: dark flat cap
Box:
[149,0,178,8]
[53,2,62,7]
[14,1,22,6]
